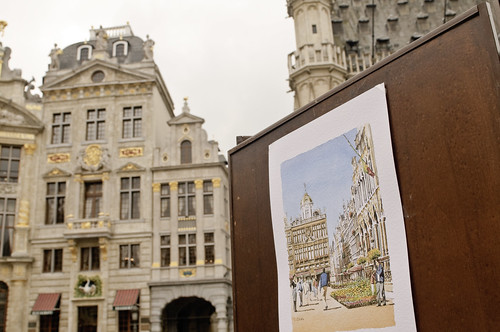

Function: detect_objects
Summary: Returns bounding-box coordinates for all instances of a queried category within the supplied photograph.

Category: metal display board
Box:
[228,2,499,331]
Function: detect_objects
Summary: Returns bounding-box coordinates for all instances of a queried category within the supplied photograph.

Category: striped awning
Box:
[32,293,60,315]
[113,289,140,311]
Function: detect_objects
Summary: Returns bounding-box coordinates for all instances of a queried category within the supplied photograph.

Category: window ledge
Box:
[81,140,107,146]
[118,137,145,144]
[48,143,72,148]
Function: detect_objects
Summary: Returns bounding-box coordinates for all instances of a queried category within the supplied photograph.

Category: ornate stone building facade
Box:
[284,192,330,278]
[286,0,485,109]
[331,124,389,283]
[0,24,232,332]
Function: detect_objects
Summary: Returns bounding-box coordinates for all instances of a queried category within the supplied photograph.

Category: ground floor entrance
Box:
[162,297,215,332]
[78,306,98,332]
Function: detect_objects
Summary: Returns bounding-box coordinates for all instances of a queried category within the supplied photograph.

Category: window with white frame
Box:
[77,45,92,61]
[113,41,128,57]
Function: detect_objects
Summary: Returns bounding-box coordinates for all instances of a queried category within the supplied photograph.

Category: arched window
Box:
[180,140,192,164]
[77,45,93,61]
[0,282,7,332]
[113,41,128,57]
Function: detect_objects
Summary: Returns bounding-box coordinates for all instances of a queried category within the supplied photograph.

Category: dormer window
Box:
[77,45,93,61]
[113,41,128,57]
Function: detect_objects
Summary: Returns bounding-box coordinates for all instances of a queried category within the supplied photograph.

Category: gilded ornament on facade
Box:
[48,168,62,176]
[180,268,196,278]
[47,153,70,164]
[77,145,110,171]
[23,143,36,155]
[17,200,30,226]
[152,183,161,192]
[212,177,221,188]
[121,163,139,171]
[169,181,178,191]
[99,238,108,261]
[194,179,203,189]
[84,145,102,167]
[119,147,143,158]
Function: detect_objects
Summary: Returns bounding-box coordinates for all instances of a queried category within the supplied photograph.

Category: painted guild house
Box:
[0,24,232,332]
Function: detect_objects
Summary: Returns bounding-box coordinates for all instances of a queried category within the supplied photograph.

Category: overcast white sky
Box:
[2,0,296,155]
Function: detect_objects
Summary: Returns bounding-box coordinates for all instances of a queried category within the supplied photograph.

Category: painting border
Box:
[268,84,416,331]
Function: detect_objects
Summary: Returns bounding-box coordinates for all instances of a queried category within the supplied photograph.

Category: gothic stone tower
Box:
[287,0,348,110]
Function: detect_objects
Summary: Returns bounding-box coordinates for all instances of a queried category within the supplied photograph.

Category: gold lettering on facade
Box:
[0,131,35,140]
[119,147,143,158]
[47,153,70,164]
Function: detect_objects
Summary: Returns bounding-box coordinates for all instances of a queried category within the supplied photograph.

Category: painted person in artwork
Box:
[376,259,387,306]
[319,268,329,310]
[290,277,298,312]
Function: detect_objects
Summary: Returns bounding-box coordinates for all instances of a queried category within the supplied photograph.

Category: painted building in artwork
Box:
[0,24,232,332]
[331,124,389,283]
[284,192,330,278]
[286,0,486,109]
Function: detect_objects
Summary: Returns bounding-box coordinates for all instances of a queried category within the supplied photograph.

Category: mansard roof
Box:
[58,36,146,70]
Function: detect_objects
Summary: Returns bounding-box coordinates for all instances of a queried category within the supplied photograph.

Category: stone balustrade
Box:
[288,42,347,74]
[63,214,113,239]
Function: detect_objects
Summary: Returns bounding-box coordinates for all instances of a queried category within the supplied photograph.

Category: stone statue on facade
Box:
[24,77,42,103]
[143,35,154,60]
[95,26,108,51]
[49,43,61,70]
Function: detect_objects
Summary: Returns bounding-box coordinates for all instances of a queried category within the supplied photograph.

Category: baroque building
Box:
[284,192,330,279]
[0,24,232,332]
[331,124,389,283]
[286,0,485,109]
